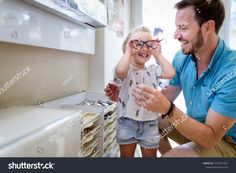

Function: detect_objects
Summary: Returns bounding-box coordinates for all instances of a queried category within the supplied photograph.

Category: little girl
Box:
[115,26,175,157]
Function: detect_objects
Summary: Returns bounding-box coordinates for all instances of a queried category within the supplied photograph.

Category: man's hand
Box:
[131,84,170,114]
[104,82,120,102]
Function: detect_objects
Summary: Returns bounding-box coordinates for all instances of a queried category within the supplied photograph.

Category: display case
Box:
[42,91,119,157]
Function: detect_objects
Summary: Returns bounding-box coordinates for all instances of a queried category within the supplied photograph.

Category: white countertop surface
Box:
[0,106,78,148]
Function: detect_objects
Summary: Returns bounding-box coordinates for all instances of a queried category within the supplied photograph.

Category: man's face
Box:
[174,6,204,55]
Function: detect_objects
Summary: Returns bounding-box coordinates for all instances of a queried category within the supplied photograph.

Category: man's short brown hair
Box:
[175,0,225,34]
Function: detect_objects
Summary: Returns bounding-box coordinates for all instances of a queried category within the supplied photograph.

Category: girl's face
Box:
[130,31,153,68]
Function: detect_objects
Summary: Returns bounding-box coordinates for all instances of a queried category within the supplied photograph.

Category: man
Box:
[106,0,236,157]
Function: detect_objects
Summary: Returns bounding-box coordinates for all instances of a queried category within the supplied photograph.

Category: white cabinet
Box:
[0,106,83,157]
[0,0,95,54]
[0,92,119,157]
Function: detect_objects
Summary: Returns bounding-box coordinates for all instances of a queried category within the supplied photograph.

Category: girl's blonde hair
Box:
[122,26,151,53]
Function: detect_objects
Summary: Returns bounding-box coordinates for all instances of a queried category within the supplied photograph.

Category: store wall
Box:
[89,0,131,92]
[0,42,90,107]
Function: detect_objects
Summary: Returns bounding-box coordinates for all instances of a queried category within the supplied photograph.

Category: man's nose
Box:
[174,30,181,40]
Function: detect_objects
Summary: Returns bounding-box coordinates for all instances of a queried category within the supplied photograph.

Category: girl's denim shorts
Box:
[116,116,160,149]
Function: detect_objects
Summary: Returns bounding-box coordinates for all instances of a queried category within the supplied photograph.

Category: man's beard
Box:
[182,30,204,55]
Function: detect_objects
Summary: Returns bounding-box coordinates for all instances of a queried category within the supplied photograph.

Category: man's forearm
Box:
[161,86,182,102]
[167,106,216,148]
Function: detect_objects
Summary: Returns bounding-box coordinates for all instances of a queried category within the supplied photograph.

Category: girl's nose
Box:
[141,43,150,50]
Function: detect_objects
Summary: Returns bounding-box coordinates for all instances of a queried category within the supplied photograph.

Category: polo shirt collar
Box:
[208,38,224,70]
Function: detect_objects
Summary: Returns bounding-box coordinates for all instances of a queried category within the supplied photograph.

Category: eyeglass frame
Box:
[130,39,163,50]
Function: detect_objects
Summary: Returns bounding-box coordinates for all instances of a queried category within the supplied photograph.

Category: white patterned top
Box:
[117,64,162,121]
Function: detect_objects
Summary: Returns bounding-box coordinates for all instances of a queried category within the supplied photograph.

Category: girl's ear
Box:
[122,37,130,53]
[128,40,133,47]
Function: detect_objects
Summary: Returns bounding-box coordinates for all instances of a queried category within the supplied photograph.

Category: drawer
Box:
[81,138,100,157]
[104,131,116,144]
[81,126,101,144]
[104,122,116,137]
[104,112,117,127]
[103,132,116,148]
[81,112,100,129]
[89,149,101,157]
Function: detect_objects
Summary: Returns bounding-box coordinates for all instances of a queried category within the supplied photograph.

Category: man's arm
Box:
[161,85,182,102]
[168,106,236,149]
[158,85,182,130]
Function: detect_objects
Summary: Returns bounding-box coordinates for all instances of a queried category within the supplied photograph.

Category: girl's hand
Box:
[104,83,120,102]
[125,40,139,56]
[150,40,162,59]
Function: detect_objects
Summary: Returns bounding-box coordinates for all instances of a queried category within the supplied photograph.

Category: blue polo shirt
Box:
[170,38,236,142]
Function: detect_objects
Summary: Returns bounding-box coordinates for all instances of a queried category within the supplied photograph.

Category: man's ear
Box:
[204,20,215,33]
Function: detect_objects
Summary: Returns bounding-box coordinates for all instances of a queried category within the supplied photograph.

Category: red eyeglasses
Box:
[130,39,163,50]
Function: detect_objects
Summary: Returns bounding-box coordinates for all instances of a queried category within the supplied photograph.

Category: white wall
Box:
[143,0,180,62]
[89,0,131,92]
[104,28,124,85]
[219,0,231,44]
[130,0,143,28]
[89,28,105,92]
[88,28,124,92]
[0,42,90,107]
